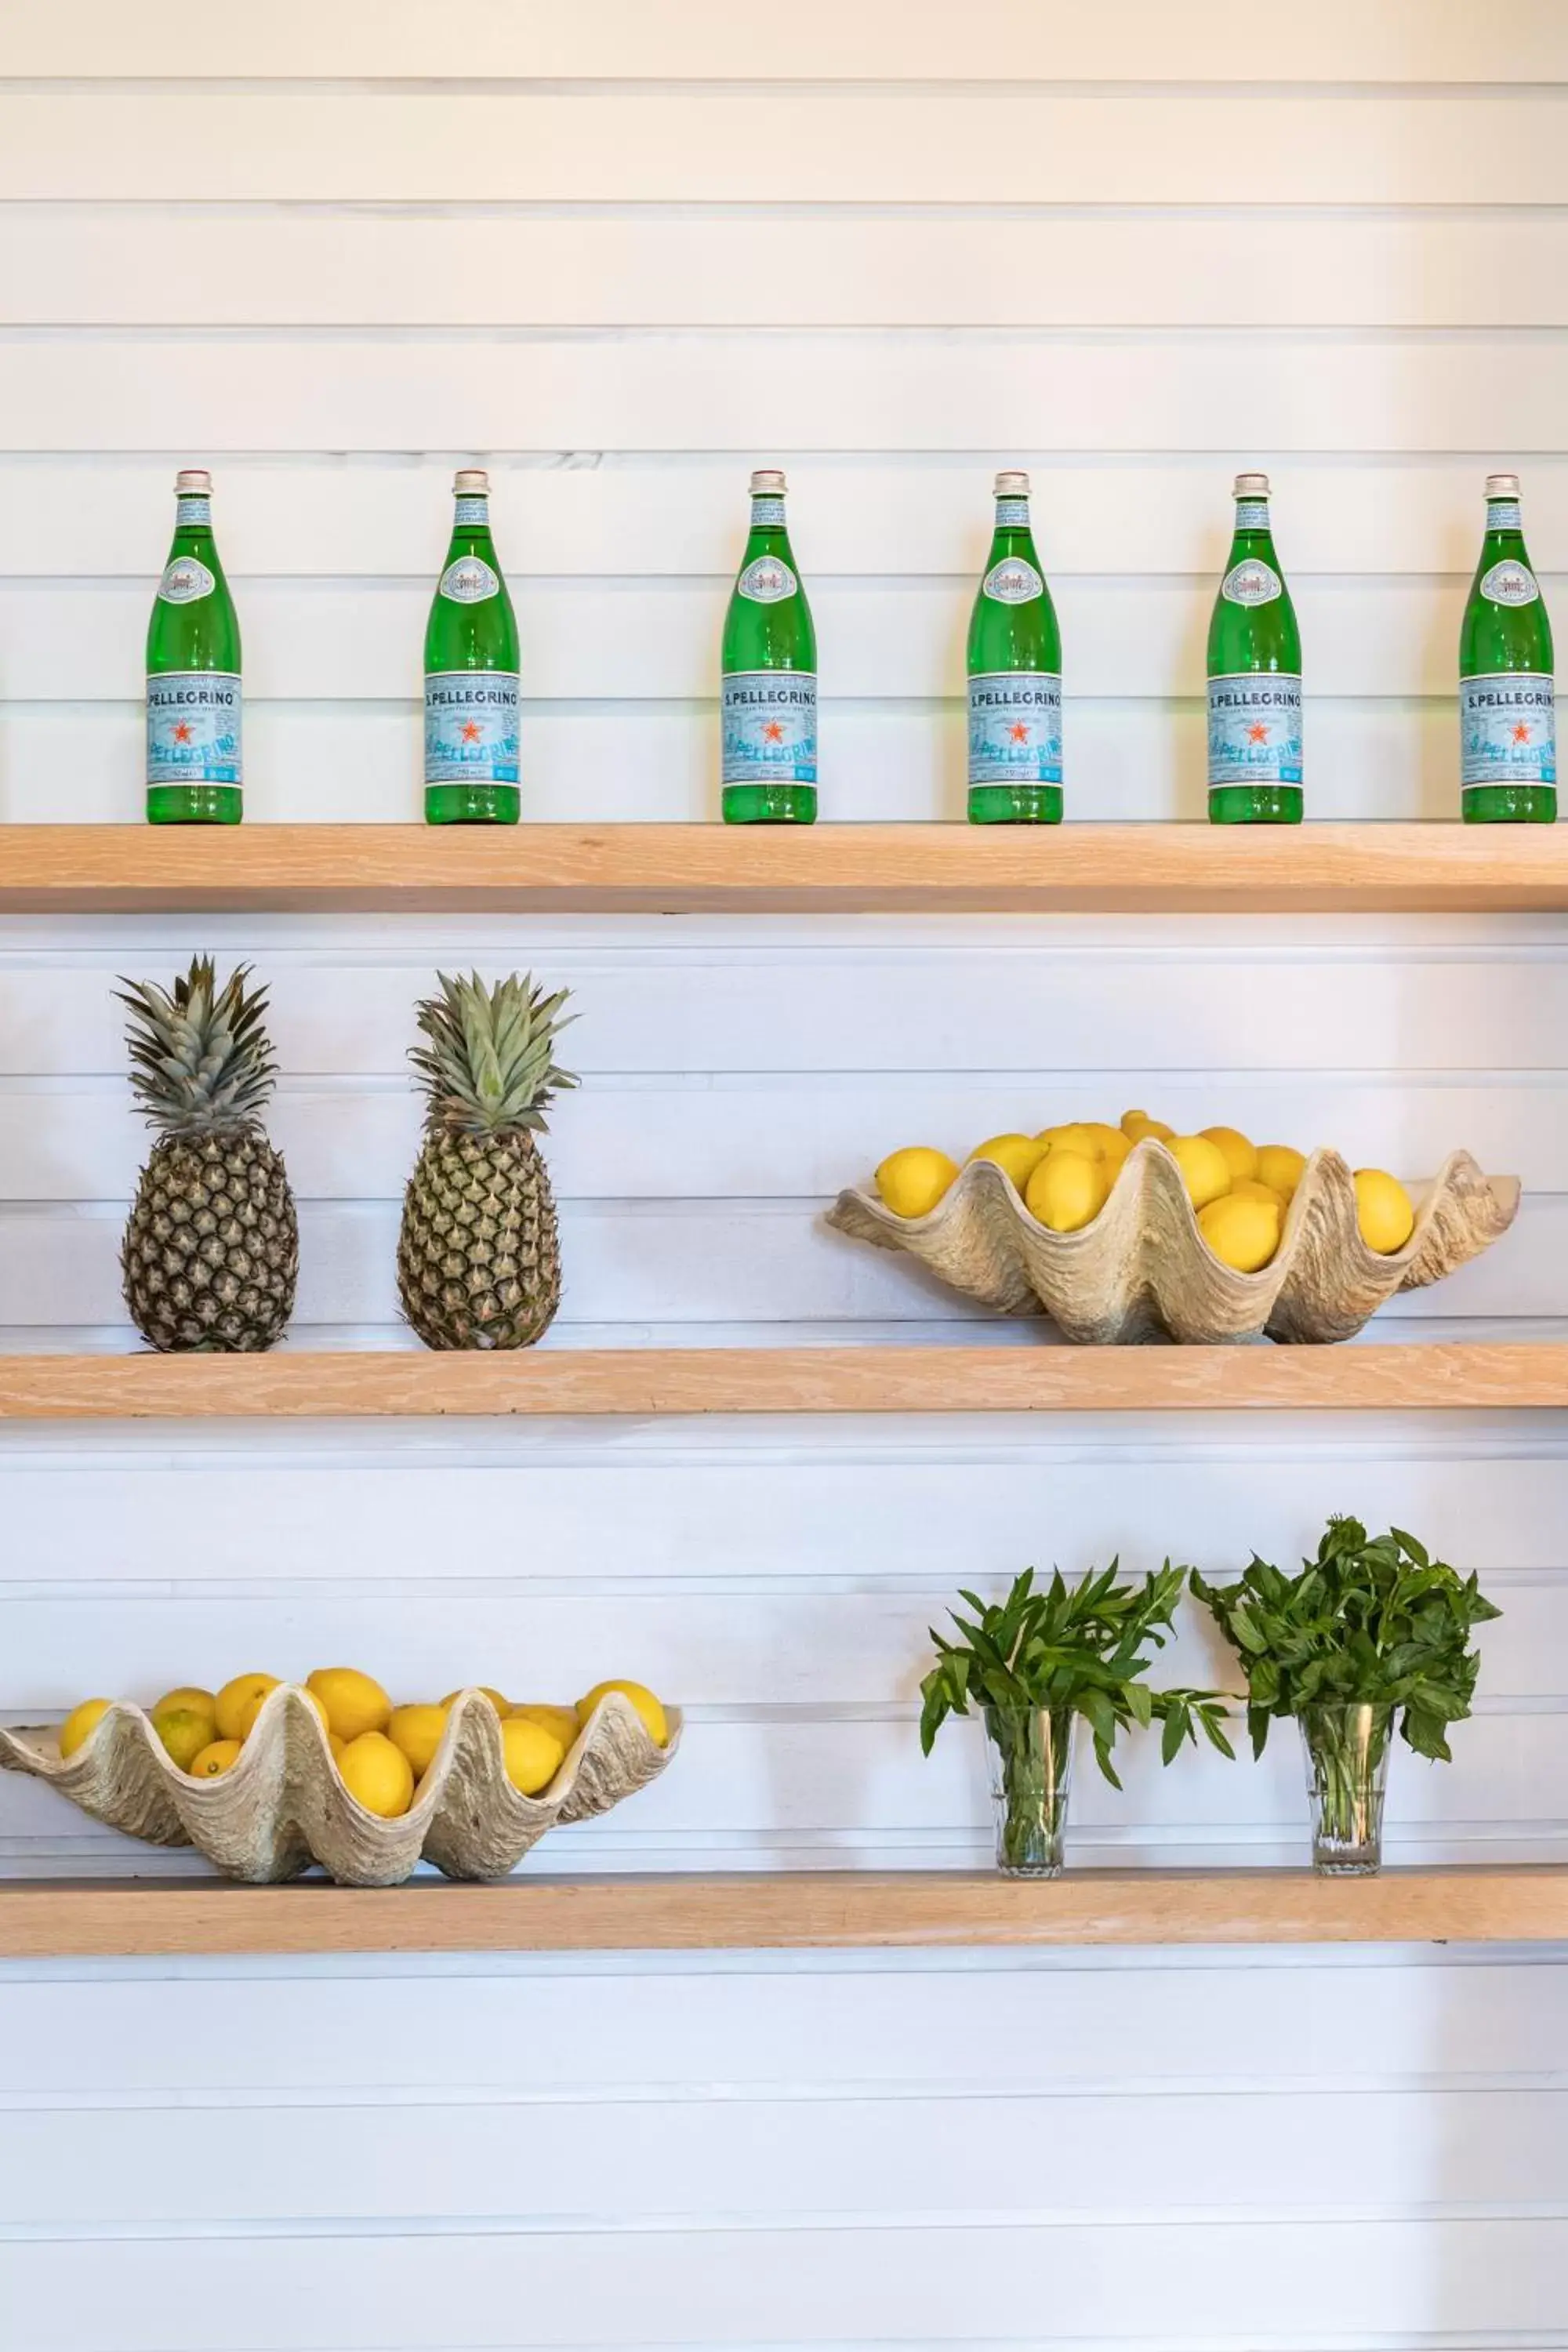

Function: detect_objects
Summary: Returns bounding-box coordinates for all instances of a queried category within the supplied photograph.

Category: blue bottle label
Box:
[1207,673,1303,787]
[968,672,1062,785]
[982,555,1043,604]
[146,671,242,786]
[439,555,500,604]
[1479,558,1540,607]
[158,556,216,604]
[425,671,520,784]
[1461,672,1555,786]
[722,670,817,784]
[737,554,797,604]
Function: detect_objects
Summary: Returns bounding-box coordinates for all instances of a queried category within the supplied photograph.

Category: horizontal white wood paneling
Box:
[4,0,1562,80]
[12,209,1568,330]
[9,93,1568,206]
[8,2216,1568,2347]
[6,332,1568,451]
[9,20,1568,2349]
[0,457,1547,578]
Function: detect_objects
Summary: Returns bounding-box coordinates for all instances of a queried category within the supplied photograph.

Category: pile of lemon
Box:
[56,1670,669,1820]
[874,1111,1417,1276]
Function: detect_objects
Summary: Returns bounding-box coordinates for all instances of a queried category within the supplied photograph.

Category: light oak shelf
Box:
[2,1869,1566,1958]
[0,1343,1565,1418]
[1,822,1566,914]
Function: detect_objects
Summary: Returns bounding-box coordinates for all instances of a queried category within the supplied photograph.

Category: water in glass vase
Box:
[967,470,1062,824]
[1460,472,1556,824]
[721,469,817,823]
[1207,470,1302,826]
[145,469,242,825]
[424,468,521,825]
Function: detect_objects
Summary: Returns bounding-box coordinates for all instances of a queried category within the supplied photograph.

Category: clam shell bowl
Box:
[826,1143,1518,1345]
[0,1685,681,1886]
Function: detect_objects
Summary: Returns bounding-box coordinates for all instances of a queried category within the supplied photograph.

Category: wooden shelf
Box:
[0,1343,1563,1418]
[2,1868,1565,1957]
[1,823,1566,914]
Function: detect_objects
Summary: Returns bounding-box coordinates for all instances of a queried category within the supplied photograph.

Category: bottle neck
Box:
[1483,497,1526,550]
[745,494,793,551]
[447,495,498,553]
[1229,497,1277,554]
[170,495,216,548]
[988,495,1036,555]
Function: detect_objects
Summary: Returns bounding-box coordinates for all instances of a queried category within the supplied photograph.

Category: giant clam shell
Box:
[826,1142,1517,1345]
[0,1685,679,1886]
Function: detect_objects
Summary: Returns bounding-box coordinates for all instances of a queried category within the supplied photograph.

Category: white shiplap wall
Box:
[3,9,1568,2347]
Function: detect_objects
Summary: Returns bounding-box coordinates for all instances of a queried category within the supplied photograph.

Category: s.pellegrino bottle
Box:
[721,469,817,823]
[967,468,1062,823]
[1206,471,1302,825]
[424,468,520,825]
[145,468,242,824]
[1460,472,1555,824]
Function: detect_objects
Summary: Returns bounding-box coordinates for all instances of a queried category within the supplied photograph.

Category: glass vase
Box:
[1299,1702,1394,1875]
[982,1704,1076,1877]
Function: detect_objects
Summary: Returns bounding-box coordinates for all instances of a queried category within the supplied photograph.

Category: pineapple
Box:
[397,971,577,1350]
[118,957,298,1352]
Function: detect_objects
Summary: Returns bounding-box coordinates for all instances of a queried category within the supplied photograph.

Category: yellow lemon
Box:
[1096,1129,1133,1178]
[441,1686,510,1715]
[1042,1122,1105,1161]
[1023,1149,1106,1234]
[238,1684,328,1742]
[1355,1168,1415,1254]
[152,1706,216,1773]
[1229,1176,1287,1209]
[328,1733,347,1762]
[873,1146,959,1219]
[387,1703,450,1780]
[1200,1125,1258,1184]
[214,1673,279,1742]
[153,1686,216,1726]
[1121,1109,1174,1142]
[1167,1134,1232,1211]
[1199,1192,1283,1273]
[510,1703,580,1754]
[188,1737,242,1779]
[336,1730,415,1818]
[966,1134,1047,1192]
[58,1698,114,1760]
[1080,1122,1128,1159]
[307,1668,392,1743]
[501,1715,567,1795]
[1256,1145,1308,1200]
[575,1679,670,1747]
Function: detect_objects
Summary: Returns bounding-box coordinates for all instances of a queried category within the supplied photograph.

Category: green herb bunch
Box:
[920,1562,1234,1785]
[1191,1516,1499,1763]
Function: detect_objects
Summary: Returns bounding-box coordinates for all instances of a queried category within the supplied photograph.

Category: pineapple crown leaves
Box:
[116,956,279,1136]
[919,1562,1235,1789]
[409,970,579,1138]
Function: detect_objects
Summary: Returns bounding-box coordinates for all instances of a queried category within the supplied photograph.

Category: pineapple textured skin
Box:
[397,1127,561,1350]
[123,1131,298,1352]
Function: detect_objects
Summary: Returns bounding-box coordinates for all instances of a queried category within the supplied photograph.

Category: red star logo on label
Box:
[460,720,483,746]
[172,722,192,745]
[1247,722,1270,745]
[1513,720,1533,743]
[1008,721,1031,742]
[763,720,784,744]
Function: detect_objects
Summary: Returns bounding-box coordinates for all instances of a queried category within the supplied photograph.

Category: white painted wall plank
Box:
[5,333,1568,452]
[5,0,1563,82]
[7,93,1568,205]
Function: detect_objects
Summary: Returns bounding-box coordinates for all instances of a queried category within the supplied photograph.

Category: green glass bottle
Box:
[1460,471,1555,824]
[721,468,817,824]
[145,468,242,824]
[967,468,1062,824]
[1206,470,1303,825]
[424,468,520,825]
